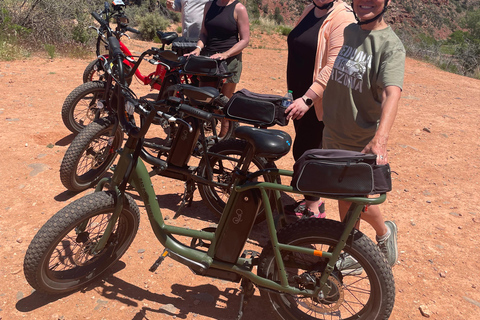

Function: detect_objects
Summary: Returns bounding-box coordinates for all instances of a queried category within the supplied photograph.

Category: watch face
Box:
[305,98,313,106]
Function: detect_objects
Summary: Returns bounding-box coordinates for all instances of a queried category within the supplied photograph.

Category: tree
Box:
[462,8,480,40]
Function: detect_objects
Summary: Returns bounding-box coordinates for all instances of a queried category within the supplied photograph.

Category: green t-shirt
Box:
[323,24,406,151]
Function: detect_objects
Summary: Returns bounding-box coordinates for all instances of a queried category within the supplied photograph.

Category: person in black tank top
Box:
[283,0,355,218]
[188,0,250,136]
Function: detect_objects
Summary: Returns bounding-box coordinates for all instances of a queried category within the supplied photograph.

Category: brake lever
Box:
[156,111,193,133]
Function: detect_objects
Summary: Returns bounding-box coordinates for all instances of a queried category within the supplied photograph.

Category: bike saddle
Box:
[157,31,178,45]
[171,84,220,105]
[235,126,292,160]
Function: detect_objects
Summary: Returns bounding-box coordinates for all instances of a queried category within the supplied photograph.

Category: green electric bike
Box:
[23,37,395,320]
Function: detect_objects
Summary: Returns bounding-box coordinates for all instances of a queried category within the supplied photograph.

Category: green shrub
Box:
[137,13,170,41]
[44,43,55,59]
[277,25,292,36]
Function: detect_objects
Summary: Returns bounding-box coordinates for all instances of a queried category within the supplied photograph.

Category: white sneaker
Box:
[336,253,364,276]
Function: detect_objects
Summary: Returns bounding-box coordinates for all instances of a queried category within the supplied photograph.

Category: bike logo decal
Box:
[232,209,243,224]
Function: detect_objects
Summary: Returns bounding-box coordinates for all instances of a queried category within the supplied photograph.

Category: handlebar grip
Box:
[91,11,108,27]
[108,36,124,59]
[178,104,213,122]
[126,26,140,34]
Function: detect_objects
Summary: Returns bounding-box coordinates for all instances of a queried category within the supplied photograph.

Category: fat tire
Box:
[23,191,140,295]
[61,81,109,134]
[60,117,123,192]
[258,218,395,320]
[198,139,279,224]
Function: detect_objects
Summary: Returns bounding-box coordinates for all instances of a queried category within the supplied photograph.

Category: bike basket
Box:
[291,149,392,196]
[183,55,227,76]
[224,89,289,127]
[171,38,198,56]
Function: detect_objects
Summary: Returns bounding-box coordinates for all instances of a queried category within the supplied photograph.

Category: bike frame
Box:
[92,131,387,298]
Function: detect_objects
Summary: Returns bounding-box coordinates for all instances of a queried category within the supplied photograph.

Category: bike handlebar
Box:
[177,104,213,122]
[91,11,108,28]
[107,36,124,59]
[126,26,140,34]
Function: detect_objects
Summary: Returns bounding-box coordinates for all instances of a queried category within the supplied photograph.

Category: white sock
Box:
[376,224,391,242]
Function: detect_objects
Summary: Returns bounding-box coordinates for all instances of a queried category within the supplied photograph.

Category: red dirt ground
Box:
[1,32,480,319]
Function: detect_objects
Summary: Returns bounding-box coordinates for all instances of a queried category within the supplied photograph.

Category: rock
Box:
[137,249,145,253]
[449,212,460,217]
[47,143,54,148]
[16,291,24,300]
[16,237,22,243]
[439,271,447,278]
[160,303,178,313]
[93,299,108,311]
[423,127,431,133]
[28,163,49,177]
[463,296,480,308]
[419,304,431,317]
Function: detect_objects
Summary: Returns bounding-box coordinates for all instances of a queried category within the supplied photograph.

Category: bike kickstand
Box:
[173,180,196,219]
[236,278,254,320]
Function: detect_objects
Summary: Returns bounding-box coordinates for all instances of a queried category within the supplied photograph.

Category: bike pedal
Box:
[241,250,259,259]
[149,249,169,272]
[241,250,260,269]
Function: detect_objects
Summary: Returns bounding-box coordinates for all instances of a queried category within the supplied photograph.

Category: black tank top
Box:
[204,0,239,54]
[287,9,329,99]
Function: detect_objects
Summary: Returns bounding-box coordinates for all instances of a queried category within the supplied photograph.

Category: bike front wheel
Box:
[258,219,395,320]
[60,117,124,192]
[23,191,140,295]
[61,81,111,134]
[197,139,279,224]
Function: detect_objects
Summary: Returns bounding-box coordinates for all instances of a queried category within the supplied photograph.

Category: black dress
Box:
[287,8,329,161]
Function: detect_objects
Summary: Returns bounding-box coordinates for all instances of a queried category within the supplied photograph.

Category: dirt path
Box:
[1,33,480,319]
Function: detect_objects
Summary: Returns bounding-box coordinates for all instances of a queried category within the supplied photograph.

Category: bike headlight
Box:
[96,100,105,109]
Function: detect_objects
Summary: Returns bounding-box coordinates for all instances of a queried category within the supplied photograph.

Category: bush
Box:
[44,43,55,59]
[136,13,170,41]
[277,25,292,36]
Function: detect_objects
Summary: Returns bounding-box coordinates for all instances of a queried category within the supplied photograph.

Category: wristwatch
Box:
[302,95,314,107]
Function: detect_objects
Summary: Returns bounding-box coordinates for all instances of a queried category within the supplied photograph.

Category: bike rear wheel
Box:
[61,81,111,134]
[258,219,395,320]
[60,117,124,192]
[23,191,140,294]
[198,139,279,224]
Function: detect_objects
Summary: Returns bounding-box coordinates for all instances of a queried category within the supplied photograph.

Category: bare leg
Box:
[219,82,237,137]
[338,200,388,237]
[305,199,321,215]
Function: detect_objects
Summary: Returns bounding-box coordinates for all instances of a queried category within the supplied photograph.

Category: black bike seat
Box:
[173,84,220,105]
[234,126,292,160]
[157,31,178,45]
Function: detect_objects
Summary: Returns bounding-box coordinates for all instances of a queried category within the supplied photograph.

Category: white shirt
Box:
[172,0,210,41]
